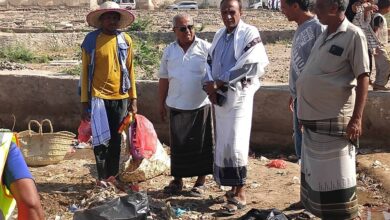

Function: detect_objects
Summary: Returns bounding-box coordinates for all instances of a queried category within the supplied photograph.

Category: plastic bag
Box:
[120,141,170,183]
[266,159,287,169]
[73,191,149,220]
[239,208,288,220]
[129,114,157,160]
[77,120,92,143]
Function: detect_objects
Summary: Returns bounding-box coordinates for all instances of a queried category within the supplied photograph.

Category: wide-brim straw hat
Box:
[86,1,135,29]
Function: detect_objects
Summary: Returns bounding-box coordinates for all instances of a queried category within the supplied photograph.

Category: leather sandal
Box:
[190,185,206,197]
[214,191,235,203]
[219,197,246,216]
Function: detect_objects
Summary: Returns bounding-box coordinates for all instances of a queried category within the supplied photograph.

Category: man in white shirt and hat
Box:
[158,13,213,197]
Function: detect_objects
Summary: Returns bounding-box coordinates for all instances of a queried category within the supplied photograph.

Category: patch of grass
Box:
[33,55,51,63]
[62,64,81,76]
[132,35,163,79]
[127,17,152,32]
[0,45,35,62]
[0,44,52,63]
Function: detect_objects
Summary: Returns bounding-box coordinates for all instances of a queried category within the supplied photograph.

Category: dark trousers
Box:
[94,99,128,180]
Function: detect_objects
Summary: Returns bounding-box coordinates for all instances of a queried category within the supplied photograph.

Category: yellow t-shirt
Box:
[80,32,137,103]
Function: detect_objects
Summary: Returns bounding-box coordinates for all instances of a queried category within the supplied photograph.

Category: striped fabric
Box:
[352,7,381,52]
[301,127,358,220]
[169,105,214,178]
[300,117,350,137]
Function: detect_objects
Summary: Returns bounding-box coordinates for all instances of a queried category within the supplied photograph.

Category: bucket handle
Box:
[27,120,42,136]
[40,119,54,134]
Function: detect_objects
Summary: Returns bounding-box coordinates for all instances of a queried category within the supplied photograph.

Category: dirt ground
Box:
[25,147,390,220]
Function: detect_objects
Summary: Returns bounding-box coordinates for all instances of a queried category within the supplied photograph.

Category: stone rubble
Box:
[0,60,27,70]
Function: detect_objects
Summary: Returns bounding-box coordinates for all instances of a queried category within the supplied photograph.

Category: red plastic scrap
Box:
[266,159,287,169]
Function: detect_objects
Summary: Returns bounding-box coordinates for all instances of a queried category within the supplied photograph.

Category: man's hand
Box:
[346,117,362,140]
[204,81,217,104]
[347,73,369,141]
[363,2,378,12]
[81,102,90,121]
[159,104,167,122]
[215,80,225,89]
[289,97,294,112]
[128,98,137,114]
[204,81,216,95]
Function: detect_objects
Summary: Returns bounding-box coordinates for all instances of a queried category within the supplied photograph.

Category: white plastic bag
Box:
[119,140,170,183]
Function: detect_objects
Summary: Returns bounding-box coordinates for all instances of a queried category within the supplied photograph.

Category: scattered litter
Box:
[164,201,175,220]
[174,207,187,217]
[54,215,61,220]
[74,142,92,149]
[219,185,228,191]
[361,205,390,220]
[266,159,287,169]
[372,160,383,168]
[276,171,287,176]
[260,156,269,162]
[250,183,260,188]
[292,176,300,184]
[69,204,79,213]
[129,184,140,192]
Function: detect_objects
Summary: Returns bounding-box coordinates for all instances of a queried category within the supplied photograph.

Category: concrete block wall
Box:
[1,71,389,152]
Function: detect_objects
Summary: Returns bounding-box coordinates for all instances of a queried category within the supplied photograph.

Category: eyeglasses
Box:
[175,25,194,33]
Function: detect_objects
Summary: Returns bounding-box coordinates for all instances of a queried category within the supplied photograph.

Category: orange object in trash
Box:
[266,159,287,169]
[118,113,134,134]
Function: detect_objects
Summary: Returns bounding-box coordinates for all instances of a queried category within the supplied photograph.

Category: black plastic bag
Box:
[73,191,149,220]
[239,208,289,220]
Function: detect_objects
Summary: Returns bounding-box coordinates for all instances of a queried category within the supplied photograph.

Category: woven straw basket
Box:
[18,119,76,166]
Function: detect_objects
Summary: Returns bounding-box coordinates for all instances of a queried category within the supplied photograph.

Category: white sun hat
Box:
[86,1,135,29]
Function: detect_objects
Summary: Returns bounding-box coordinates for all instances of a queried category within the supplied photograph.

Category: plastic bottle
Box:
[118,113,133,134]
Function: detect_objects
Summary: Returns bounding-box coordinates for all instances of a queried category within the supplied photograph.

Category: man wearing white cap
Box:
[80,1,137,180]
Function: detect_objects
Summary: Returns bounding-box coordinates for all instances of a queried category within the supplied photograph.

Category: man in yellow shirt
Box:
[80,1,137,180]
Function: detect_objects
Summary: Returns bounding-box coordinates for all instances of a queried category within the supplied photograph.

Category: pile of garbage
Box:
[78,184,123,209]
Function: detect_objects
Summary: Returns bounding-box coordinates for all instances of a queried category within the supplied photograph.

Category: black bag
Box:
[73,192,149,220]
[239,208,289,220]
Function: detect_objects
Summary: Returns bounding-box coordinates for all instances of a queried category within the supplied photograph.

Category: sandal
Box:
[214,191,235,203]
[284,201,304,211]
[219,197,246,216]
[163,180,183,194]
[190,185,206,197]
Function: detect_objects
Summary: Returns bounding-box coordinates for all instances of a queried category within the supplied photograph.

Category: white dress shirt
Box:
[159,37,211,110]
